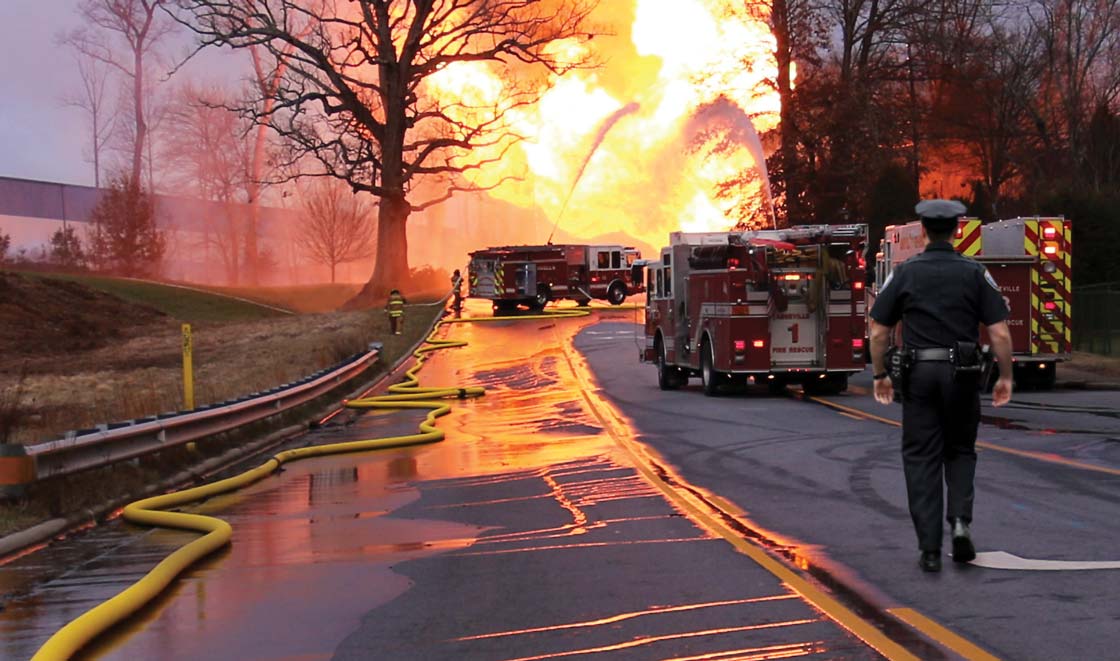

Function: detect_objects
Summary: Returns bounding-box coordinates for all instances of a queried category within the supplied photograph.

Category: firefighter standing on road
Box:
[869,199,1014,573]
[386,289,406,335]
[451,269,464,312]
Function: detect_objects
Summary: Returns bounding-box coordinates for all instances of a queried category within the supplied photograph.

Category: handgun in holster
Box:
[949,341,985,383]
[884,346,910,402]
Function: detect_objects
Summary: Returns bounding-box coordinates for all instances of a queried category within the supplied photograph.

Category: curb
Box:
[0,298,452,562]
[1055,380,1120,391]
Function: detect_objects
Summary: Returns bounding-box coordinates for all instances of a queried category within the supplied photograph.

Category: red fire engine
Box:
[870,216,1072,389]
[468,243,645,312]
[642,225,869,395]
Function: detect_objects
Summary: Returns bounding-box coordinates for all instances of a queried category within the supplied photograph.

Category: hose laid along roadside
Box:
[31,304,607,660]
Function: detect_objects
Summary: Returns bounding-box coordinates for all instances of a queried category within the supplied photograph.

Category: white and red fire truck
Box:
[468,243,644,312]
[870,216,1072,389]
[642,225,869,395]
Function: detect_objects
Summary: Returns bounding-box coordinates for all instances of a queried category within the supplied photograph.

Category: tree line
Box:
[27,1,1117,293]
[757,0,1120,283]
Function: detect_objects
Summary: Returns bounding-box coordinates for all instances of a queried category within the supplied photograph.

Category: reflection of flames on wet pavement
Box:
[425,0,782,249]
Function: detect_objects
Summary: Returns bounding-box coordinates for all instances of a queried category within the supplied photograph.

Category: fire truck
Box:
[467,243,644,312]
[871,216,1072,389]
[642,225,869,395]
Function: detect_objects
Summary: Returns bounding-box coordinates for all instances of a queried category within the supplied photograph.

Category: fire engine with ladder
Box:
[641,225,869,395]
[468,244,645,312]
[871,216,1072,389]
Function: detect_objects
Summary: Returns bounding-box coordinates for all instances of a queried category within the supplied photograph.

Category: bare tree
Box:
[300,179,376,283]
[62,55,118,187]
[242,37,309,286]
[1029,0,1120,183]
[66,0,175,187]
[163,83,252,283]
[175,0,601,304]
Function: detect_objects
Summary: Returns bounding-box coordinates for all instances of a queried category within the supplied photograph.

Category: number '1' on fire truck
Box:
[870,216,1072,389]
[468,244,644,312]
[641,225,869,395]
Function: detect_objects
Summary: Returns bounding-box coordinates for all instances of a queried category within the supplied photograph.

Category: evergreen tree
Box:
[87,176,165,277]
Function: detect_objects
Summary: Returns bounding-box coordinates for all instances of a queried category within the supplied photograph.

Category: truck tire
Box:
[493,300,518,315]
[607,282,626,306]
[700,339,722,396]
[529,285,550,311]
[656,341,681,390]
[804,373,847,396]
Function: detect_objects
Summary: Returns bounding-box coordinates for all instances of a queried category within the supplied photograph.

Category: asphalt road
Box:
[577,321,1120,661]
[2,308,885,661]
[1,309,1116,660]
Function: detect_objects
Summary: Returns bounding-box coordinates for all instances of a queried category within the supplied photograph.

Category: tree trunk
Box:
[773,0,800,225]
[132,49,146,187]
[244,122,268,286]
[345,194,409,309]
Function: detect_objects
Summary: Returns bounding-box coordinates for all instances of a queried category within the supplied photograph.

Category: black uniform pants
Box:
[901,361,981,551]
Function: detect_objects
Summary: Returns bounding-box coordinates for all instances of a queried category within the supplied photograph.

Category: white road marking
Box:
[971,551,1120,571]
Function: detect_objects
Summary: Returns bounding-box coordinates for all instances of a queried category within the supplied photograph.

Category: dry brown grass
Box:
[1067,351,1120,379]
[1,305,441,445]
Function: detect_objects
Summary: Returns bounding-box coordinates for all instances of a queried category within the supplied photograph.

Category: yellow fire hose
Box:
[31,303,627,660]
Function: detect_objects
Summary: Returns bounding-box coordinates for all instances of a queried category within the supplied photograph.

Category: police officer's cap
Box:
[915,199,966,232]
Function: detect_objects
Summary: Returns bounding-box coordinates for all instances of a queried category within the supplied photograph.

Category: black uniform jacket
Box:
[869,241,1009,349]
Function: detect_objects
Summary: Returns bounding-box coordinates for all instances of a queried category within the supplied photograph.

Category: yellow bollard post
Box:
[182,323,194,410]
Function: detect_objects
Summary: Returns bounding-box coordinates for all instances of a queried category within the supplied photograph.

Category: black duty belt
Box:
[911,347,952,362]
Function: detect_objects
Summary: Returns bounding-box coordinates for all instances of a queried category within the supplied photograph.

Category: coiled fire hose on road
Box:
[31,304,618,660]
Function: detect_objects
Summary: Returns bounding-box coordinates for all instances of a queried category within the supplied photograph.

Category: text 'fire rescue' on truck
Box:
[870,216,1072,389]
[641,225,869,396]
[468,244,645,312]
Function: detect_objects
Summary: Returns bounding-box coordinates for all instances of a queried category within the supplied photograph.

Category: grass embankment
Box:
[22,271,291,322]
[0,270,446,537]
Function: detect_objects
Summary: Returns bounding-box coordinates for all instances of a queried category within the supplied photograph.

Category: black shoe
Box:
[919,550,941,572]
[951,518,976,563]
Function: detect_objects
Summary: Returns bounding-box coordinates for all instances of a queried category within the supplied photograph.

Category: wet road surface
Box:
[2,305,891,660]
[578,321,1120,661]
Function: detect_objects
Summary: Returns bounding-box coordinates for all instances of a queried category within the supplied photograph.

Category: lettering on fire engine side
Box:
[772,347,816,353]
[772,313,811,320]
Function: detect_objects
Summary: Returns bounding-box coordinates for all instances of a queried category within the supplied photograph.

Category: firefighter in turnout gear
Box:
[451,269,464,313]
[386,289,406,335]
[869,199,1014,573]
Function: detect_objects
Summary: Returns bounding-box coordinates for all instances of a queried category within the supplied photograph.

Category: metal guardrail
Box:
[0,345,381,497]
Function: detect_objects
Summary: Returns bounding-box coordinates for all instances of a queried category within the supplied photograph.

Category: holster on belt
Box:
[884,346,910,402]
[949,341,983,383]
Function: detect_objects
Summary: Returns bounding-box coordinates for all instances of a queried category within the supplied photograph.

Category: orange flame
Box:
[435,0,781,254]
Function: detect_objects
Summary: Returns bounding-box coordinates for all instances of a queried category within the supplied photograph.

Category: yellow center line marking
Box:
[889,608,1001,661]
[809,396,1120,477]
[558,339,920,661]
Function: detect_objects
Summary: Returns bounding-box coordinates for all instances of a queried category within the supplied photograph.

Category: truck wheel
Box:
[493,301,517,315]
[657,341,681,390]
[1036,362,1057,390]
[805,374,847,396]
[700,339,722,396]
[607,282,626,306]
[530,286,550,311]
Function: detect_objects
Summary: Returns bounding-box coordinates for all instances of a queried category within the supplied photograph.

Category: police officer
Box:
[386,289,406,335]
[869,199,1014,572]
